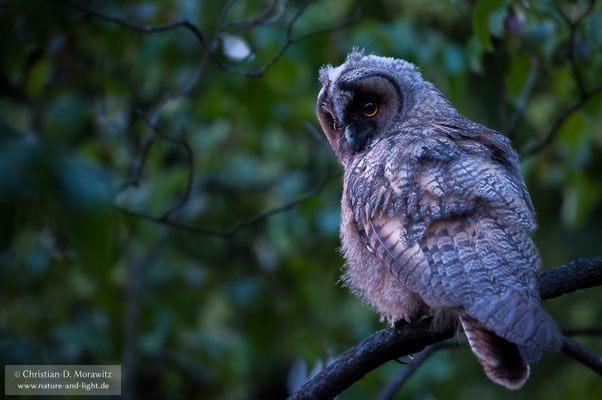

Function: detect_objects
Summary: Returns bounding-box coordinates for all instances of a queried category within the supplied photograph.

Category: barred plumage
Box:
[316,51,562,389]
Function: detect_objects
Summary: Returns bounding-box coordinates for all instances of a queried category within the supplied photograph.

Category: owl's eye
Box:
[362,102,378,117]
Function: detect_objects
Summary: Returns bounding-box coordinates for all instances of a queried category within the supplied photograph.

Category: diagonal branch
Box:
[376,341,456,400]
[60,0,356,194]
[289,257,602,400]
[562,337,602,374]
[57,0,359,77]
[521,0,599,158]
[554,0,596,99]
[503,55,539,138]
[135,111,195,221]
[289,317,454,400]
[224,0,286,32]
[115,172,337,238]
[520,84,602,158]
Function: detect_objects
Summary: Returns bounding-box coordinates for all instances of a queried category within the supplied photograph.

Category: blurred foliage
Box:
[1,0,601,399]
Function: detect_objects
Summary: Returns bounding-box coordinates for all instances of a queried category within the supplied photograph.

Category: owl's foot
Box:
[393,319,410,330]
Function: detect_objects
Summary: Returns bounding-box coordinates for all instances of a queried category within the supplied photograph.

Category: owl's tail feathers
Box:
[467,290,564,353]
[460,316,530,390]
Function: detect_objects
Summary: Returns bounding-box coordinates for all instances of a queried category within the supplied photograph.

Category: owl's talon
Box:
[393,319,409,330]
[394,358,407,365]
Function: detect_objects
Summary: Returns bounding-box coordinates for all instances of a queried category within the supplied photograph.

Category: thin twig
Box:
[60,0,356,193]
[376,341,456,400]
[116,172,336,238]
[222,2,360,77]
[555,0,596,99]
[58,0,360,77]
[225,0,286,32]
[520,84,602,158]
[520,0,598,157]
[503,56,539,138]
[562,337,602,374]
[563,327,602,336]
[135,111,195,221]
[304,121,327,143]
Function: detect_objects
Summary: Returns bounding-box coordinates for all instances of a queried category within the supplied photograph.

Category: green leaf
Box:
[467,36,485,73]
[473,0,504,50]
[505,51,531,102]
[25,58,51,98]
[443,44,466,75]
[562,175,600,227]
[586,12,602,51]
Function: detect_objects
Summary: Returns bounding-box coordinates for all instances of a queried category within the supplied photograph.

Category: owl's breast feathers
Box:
[345,122,563,388]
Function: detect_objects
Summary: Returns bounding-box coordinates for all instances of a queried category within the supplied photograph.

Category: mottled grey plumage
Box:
[316,51,563,389]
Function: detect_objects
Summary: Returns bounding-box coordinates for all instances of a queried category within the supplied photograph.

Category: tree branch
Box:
[521,0,600,158]
[562,337,602,374]
[115,172,336,238]
[376,341,456,400]
[377,326,602,400]
[503,55,539,138]
[135,111,195,221]
[538,257,602,299]
[520,84,602,158]
[224,0,286,32]
[563,327,602,336]
[554,0,596,99]
[289,318,454,400]
[58,0,359,77]
[289,257,602,400]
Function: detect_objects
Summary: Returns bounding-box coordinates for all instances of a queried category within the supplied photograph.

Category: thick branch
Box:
[538,257,602,299]
[289,318,454,400]
[289,257,602,400]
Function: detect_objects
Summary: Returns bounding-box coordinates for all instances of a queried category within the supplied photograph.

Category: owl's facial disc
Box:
[337,73,401,153]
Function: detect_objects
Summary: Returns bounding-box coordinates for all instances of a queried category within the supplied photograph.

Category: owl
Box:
[316,51,563,389]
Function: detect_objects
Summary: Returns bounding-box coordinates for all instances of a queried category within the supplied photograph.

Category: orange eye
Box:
[362,102,377,117]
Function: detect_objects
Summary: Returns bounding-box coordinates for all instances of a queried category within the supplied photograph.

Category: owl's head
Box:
[316,51,447,166]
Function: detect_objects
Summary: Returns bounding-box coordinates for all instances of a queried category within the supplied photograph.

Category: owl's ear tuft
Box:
[347,48,365,63]
[319,64,333,86]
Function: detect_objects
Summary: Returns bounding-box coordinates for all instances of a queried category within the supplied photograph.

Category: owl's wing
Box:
[349,128,562,352]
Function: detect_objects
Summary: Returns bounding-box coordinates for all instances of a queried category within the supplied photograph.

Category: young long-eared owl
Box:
[316,51,563,389]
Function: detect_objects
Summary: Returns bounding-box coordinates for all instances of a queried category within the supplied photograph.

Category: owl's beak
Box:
[344,124,367,153]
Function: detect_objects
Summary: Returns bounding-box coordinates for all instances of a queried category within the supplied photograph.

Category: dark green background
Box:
[1,0,601,398]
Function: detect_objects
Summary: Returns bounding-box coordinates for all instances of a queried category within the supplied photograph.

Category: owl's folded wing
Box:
[348,131,535,246]
[349,131,562,351]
